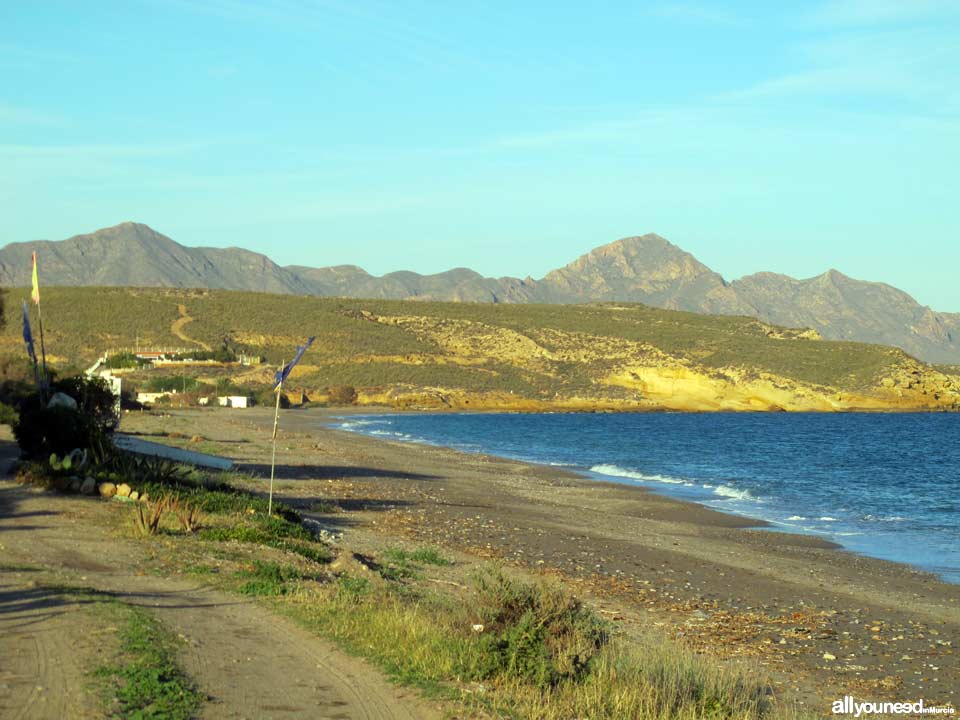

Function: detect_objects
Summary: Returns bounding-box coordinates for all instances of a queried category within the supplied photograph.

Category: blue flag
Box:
[22,300,37,365]
[274,336,315,389]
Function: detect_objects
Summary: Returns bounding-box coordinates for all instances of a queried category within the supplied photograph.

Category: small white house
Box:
[217,395,250,409]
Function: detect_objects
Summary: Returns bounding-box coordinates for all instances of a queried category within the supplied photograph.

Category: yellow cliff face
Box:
[351,313,957,412]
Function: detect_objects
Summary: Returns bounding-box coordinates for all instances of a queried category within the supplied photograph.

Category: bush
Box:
[14,403,100,458]
[53,375,119,430]
[104,352,150,369]
[252,387,289,408]
[327,385,357,405]
[468,569,609,688]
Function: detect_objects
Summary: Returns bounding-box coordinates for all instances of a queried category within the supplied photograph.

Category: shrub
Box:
[53,375,120,430]
[250,385,290,408]
[12,374,119,458]
[14,403,99,458]
[468,568,609,688]
[327,385,358,405]
[104,352,150,369]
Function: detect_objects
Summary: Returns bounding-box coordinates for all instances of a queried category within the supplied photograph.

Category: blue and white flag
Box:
[22,300,37,365]
[274,336,315,389]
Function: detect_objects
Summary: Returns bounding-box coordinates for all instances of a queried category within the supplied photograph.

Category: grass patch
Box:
[235,560,309,596]
[284,566,794,719]
[199,514,312,544]
[383,546,451,567]
[377,546,452,582]
[94,605,202,720]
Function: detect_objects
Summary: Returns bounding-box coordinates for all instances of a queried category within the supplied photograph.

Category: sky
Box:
[2,0,959,310]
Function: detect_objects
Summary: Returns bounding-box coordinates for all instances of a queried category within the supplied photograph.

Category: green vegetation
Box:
[13,375,118,457]
[143,375,205,393]
[236,560,311,596]
[383,546,451,567]
[104,352,151,369]
[291,568,787,720]
[0,286,917,401]
[94,604,203,720]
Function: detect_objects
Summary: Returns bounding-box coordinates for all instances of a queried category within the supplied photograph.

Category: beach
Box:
[114,407,959,712]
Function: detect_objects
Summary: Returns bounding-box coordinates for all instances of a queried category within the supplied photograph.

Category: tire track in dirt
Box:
[171,304,212,351]
[0,481,438,720]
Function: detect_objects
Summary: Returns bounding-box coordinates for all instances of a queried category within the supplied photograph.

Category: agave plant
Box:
[133,498,167,537]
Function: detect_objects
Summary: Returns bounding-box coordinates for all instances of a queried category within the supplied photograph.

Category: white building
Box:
[217,395,250,408]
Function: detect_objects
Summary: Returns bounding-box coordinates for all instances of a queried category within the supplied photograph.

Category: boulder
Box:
[129,491,139,501]
[80,477,97,495]
[116,483,131,498]
[98,482,117,498]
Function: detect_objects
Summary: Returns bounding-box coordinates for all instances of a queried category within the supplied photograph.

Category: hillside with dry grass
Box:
[3,286,958,411]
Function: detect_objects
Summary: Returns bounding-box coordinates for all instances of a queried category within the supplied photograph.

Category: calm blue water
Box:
[333,413,960,583]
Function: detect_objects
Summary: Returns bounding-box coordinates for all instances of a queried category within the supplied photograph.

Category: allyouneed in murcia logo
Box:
[832,696,956,717]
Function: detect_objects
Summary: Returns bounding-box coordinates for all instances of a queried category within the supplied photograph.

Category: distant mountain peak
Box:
[2,222,958,364]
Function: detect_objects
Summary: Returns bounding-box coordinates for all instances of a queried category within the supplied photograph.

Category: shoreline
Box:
[121,408,960,707]
[317,408,960,582]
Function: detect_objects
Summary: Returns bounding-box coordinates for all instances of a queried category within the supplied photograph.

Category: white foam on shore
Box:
[337,418,390,430]
[589,464,695,487]
[819,516,839,521]
[712,485,760,502]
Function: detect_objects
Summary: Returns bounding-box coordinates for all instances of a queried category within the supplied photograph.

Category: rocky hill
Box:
[2,222,958,363]
[3,287,957,413]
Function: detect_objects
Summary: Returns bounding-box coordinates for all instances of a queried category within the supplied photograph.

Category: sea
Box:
[333,412,960,584]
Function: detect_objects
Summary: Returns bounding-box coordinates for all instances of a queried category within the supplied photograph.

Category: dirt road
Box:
[0,474,437,719]
[171,304,212,351]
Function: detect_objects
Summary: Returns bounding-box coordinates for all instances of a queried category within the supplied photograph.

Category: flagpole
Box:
[35,302,48,392]
[31,253,48,397]
[268,361,284,517]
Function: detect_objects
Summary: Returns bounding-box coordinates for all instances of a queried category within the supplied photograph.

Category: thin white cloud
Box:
[716,25,959,105]
[810,0,960,26]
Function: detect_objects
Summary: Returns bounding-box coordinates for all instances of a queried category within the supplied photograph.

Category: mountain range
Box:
[1,221,958,364]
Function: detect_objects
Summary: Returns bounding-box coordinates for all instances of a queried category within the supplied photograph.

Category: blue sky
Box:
[2,1,959,310]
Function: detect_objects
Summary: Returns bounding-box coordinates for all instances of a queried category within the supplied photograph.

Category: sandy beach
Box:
[109,406,959,713]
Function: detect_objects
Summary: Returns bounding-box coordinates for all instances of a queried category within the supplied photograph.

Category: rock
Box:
[116,483,131,498]
[46,392,78,410]
[822,652,836,661]
[129,491,139,501]
[98,482,117,498]
[69,477,82,493]
[140,492,149,503]
[80,477,97,495]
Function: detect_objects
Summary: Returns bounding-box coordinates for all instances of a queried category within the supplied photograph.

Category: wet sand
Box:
[124,407,959,712]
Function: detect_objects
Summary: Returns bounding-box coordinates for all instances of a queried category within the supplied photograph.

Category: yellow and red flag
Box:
[31,252,40,304]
